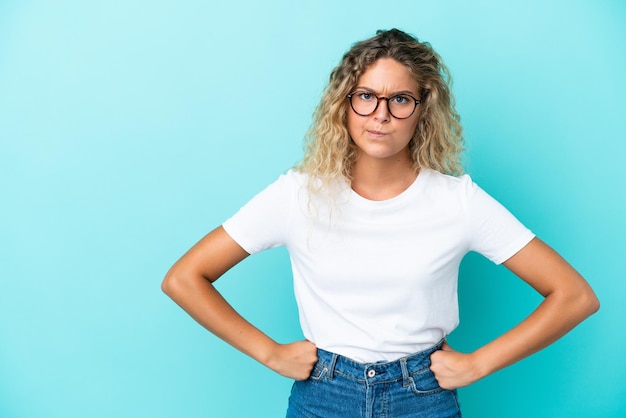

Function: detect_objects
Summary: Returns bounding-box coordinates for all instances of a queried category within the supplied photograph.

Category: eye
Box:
[358,92,374,101]
[391,95,411,105]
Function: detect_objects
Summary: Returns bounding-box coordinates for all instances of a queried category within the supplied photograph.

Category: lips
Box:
[367,130,387,138]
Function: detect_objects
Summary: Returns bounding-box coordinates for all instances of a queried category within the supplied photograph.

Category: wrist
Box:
[468,348,497,381]
[258,340,283,371]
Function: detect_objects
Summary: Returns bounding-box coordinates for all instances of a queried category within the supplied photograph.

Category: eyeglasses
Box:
[347,91,421,119]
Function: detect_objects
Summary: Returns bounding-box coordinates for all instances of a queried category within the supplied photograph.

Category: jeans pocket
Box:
[408,366,445,396]
[309,361,328,382]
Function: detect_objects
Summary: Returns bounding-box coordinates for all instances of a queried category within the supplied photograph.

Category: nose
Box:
[373,97,391,122]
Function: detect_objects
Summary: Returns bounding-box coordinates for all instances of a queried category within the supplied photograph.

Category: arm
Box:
[430,237,599,389]
[161,226,317,380]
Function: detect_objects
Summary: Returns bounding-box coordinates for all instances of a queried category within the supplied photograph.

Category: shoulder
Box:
[232,169,307,210]
[280,169,346,198]
[282,168,308,185]
[420,168,475,194]
[417,169,492,215]
[261,168,308,193]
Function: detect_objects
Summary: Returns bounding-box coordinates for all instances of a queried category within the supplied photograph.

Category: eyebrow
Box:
[353,86,419,97]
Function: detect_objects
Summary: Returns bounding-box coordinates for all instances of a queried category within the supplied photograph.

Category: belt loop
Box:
[327,353,339,379]
[399,357,410,387]
[437,338,445,350]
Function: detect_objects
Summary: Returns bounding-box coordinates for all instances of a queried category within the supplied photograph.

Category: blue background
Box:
[1,1,624,417]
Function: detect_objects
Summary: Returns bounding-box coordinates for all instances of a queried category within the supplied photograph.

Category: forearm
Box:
[470,284,599,379]
[162,227,317,380]
[471,238,601,379]
[431,238,599,389]
[162,272,278,367]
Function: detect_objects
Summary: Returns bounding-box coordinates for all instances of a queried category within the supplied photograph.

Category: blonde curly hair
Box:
[296,28,463,195]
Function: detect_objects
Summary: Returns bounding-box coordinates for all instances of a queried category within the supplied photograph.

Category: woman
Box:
[162,29,599,417]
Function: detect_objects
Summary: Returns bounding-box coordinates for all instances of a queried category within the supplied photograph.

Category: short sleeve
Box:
[222,171,298,254]
[465,179,535,264]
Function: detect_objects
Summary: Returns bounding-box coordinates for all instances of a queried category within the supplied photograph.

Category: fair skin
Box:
[162,57,599,388]
[162,226,317,380]
[347,58,421,201]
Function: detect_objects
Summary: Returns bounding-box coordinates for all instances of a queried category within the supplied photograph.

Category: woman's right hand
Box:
[266,340,318,380]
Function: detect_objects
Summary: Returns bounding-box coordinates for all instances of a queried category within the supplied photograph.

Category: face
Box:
[347,58,421,165]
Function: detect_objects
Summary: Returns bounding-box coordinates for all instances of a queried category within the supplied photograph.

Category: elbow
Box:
[550,281,600,323]
[573,285,600,320]
[161,269,182,299]
[162,267,211,300]
[584,290,600,317]
[161,273,173,297]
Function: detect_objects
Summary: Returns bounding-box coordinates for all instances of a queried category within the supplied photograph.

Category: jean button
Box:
[367,369,376,378]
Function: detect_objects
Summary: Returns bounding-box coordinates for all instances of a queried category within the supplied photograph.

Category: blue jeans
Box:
[286,341,462,417]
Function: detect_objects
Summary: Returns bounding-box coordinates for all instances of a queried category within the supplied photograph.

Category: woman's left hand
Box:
[429,341,482,390]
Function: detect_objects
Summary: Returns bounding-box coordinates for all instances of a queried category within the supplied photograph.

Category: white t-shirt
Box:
[223,168,535,362]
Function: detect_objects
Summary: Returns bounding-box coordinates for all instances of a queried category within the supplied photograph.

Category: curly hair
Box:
[296,28,463,195]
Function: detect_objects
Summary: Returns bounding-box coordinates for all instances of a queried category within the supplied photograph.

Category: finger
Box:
[441,341,453,351]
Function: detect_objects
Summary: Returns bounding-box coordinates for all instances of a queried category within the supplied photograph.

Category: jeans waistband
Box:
[315,340,443,386]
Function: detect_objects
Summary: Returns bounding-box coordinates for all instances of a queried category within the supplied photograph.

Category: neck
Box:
[350,152,418,201]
